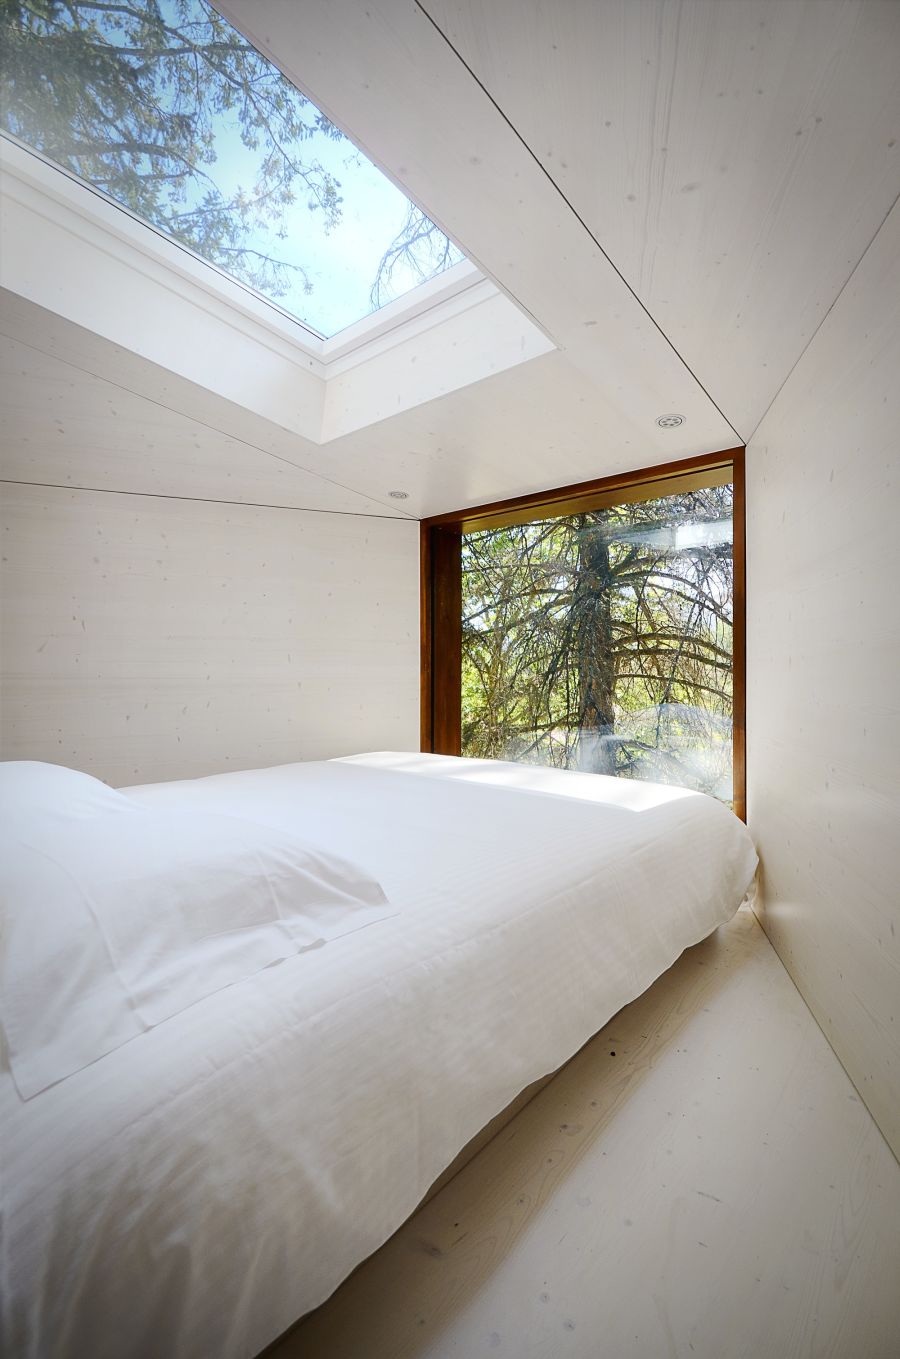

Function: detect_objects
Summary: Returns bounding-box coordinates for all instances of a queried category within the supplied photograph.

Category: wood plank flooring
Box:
[271,909,900,1359]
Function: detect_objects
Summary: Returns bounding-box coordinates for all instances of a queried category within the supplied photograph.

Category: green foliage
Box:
[461,484,734,798]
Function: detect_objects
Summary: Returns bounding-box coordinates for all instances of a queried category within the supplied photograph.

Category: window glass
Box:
[461,483,735,802]
[0,0,463,336]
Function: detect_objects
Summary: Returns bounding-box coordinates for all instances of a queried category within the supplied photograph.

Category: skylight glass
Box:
[0,0,465,337]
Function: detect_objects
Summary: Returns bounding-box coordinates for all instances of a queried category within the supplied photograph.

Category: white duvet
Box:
[0,753,757,1359]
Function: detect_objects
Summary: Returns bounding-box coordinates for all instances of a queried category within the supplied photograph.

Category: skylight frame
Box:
[1,133,485,372]
[1,131,328,348]
[3,128,556,462]
[0,0,468,340]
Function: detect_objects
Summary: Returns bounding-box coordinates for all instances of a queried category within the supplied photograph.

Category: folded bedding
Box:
[0,752,757,1359]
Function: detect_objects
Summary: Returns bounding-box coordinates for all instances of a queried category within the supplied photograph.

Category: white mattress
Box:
[0,753,757,1359]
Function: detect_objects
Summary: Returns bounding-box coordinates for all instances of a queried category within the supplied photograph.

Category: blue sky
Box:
[208,116,462,337]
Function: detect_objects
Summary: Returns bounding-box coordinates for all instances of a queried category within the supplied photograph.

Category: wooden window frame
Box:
[420,447,746,820]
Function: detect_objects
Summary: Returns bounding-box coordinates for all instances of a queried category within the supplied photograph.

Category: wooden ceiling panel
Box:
[0,328,410,518]
[7,1,896,514]
[219,0,739,468]
[1,294,729,521]
[421,0,900,438]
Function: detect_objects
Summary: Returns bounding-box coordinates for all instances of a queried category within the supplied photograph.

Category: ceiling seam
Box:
[744,183,900,446]
[413,0,745,447]
[0,330,417,521]
[0,478,414,522]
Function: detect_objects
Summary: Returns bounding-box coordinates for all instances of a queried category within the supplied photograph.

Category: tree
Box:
[369,201,458,309]
[461,484,735,799]
[0,0,450,309]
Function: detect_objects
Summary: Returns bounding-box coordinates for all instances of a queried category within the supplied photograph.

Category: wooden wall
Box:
[746,199,900,1159]
[0,483,420,787]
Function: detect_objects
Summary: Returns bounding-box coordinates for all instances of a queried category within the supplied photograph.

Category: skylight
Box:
[0,0,465,338]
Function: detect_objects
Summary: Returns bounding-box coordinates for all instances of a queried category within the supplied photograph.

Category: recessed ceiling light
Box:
[656,413,686,429]
[388,490,409,499]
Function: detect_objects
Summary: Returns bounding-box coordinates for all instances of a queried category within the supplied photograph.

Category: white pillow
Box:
[0,763,395,1099]
[0,758,135,823]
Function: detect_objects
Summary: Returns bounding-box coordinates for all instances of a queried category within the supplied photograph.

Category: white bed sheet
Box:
[0,753,757,1359]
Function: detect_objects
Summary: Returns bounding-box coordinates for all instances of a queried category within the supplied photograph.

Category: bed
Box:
[0,751,757,1359]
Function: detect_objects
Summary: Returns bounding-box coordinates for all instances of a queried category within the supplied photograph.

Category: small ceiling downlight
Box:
[388,490,410,500]
[656,413,686,429]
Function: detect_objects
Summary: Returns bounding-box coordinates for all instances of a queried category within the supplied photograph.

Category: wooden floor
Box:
[272,909,900,1359]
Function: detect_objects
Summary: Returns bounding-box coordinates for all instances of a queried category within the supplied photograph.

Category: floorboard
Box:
[271,908,900,1359]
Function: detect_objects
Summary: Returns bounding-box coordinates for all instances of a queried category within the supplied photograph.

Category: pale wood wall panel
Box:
[746,200,900,1158]
[0,484,420,786]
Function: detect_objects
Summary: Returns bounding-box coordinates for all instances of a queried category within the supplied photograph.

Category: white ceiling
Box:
[0,327,407,519]
[419,0,900,440]
[0,291,723,517]
[2,0,898,517]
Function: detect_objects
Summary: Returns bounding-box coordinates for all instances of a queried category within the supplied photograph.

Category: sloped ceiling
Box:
[222,0,900,448]
[418,0,900,440]
[2,0,899,517]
